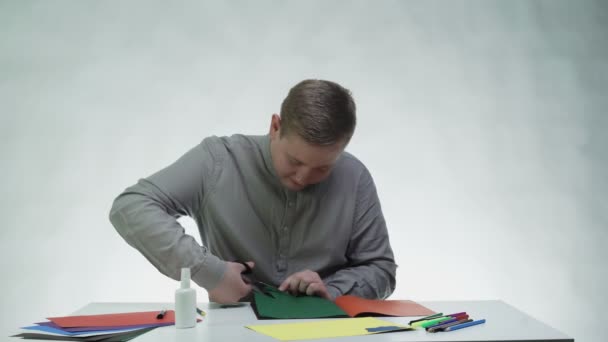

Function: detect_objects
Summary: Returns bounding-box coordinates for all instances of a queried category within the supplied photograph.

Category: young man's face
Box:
[269,114,346,192]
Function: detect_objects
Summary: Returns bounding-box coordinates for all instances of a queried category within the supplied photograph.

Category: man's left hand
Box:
[278,269,330,299]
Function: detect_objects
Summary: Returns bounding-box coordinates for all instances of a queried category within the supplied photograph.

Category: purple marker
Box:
[446,312,467,318]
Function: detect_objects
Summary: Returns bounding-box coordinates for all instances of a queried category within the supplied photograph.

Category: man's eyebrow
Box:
[287,154,332,169]
[287,154,303,164]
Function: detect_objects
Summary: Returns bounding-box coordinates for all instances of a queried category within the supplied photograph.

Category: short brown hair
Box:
[280,79,356,145]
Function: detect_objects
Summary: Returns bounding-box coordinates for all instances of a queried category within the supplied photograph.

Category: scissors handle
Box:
[235,261,278,297]
[238,261,253,274]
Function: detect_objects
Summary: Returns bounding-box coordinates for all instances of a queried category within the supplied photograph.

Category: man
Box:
[109,79,397,303]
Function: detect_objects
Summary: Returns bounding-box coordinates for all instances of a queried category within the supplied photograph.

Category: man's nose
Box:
[294,168,311,184]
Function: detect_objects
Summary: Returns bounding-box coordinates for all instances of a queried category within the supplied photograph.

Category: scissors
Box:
[237,261,276,297]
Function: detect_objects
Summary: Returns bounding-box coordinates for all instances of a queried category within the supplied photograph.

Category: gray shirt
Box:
[109,134,396,300]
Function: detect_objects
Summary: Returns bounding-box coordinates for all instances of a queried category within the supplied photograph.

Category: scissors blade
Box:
[252,280,276,297]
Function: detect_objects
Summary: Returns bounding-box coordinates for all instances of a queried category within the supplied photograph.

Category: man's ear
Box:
[269,114,281,139]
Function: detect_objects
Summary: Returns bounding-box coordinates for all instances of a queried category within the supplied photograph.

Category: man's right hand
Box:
[208,261,254,303]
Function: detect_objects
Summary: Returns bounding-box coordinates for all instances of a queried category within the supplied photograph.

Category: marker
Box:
[444,319,486,331]
[449,313,469,320]
[428,318,472,333]
[415,316,452,328]
[156,309,167,319]
[446,312,467,318]
[427,315,470,329]
[408,312,443,325]
[425,317,458,330]
[220,303,246,308]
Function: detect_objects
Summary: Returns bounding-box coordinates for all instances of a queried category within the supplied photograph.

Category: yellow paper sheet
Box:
[246,317,412,341]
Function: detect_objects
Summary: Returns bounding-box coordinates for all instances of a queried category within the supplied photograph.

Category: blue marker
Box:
[444,319,486,331]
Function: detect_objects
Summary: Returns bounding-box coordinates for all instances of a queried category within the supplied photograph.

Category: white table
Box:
[60,300,573,341]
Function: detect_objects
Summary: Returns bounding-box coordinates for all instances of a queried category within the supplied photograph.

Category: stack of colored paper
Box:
[251,284,436,319]
[11,310,179,341]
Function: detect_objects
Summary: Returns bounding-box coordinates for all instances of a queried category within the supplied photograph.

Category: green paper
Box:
[253,287,348,319]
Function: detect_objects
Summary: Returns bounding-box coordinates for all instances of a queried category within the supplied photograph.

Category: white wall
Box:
[1,1,606,341]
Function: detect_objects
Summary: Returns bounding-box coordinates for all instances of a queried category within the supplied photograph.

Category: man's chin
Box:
[282,179,306,191]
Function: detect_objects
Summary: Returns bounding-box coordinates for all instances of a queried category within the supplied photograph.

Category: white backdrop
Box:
[1,1,606,341]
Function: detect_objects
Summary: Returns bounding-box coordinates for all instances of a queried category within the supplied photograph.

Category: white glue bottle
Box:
[175,267,196,329]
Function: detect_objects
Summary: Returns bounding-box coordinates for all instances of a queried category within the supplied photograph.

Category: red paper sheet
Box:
[48,310,176,328]
[335,296,436,317]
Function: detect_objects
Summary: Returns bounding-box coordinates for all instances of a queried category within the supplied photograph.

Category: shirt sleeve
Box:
[322,166,397,300]
[108,137,227,290]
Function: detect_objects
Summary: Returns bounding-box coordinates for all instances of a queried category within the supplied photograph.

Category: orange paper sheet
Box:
[48,310,176,328]
[335,296,436,317]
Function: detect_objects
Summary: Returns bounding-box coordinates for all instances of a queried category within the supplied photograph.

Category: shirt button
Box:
[288,201,294,207]
[283,226,288,232]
